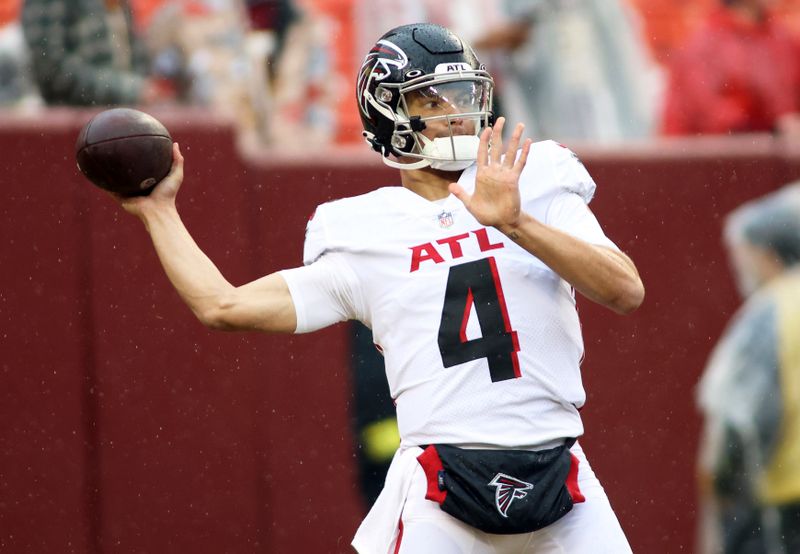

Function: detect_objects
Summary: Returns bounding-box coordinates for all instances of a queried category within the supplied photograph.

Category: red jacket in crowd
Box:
[662,8,800,135]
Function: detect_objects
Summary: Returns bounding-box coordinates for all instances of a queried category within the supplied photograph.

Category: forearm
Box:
[116,142,297,333]
[138,203,298,333]
[498,213,644,313]
[139,204,236,325]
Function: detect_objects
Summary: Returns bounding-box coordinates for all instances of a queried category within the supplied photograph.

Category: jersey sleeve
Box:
[548,141,596,203]
[279,253,363,333]
[280,203,364,333]
[518,140,596,205]
[302,205,329,265]
[546,192,619,251]
[522,141,616,248]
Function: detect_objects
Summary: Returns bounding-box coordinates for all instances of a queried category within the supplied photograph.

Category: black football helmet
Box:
[356,23,494,171]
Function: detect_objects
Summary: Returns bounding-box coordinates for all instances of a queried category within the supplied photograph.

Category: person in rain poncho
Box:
[697,182,800,554]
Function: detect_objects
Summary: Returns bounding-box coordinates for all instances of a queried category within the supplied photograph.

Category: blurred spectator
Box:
[241,0,302,145]
[455,0,662,143]
[146,1,246,107]
[21,0,175,106]
[262,1,340,148]
[662,0,800,136]
[135,0,329,148]
[144,0,279,144]
[245,0,298,83]
[0,1,40,107]
[697,182,800,554]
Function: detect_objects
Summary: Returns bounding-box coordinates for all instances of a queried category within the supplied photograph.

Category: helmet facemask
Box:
[391,74,494,171]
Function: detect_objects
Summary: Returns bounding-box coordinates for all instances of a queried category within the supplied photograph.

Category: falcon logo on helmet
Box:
[357,40,408,117]
[488,473,534,518]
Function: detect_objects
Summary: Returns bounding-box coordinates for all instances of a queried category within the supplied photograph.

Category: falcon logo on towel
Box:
[489,473,533,517]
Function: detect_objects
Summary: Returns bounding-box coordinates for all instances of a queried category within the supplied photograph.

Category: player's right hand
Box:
[115,142,184,217]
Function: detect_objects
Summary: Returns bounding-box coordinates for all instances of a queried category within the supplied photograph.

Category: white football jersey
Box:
[280,140,618,449]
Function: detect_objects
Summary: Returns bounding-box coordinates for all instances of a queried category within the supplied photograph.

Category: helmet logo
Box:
[357,39,409,116]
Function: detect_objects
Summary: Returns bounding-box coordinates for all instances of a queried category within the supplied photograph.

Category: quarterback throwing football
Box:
[116,23,643,554]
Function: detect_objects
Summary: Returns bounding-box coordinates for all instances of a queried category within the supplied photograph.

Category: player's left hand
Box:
[449,117,532,229]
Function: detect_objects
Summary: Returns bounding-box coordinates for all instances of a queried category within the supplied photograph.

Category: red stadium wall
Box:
[2,109,800,553]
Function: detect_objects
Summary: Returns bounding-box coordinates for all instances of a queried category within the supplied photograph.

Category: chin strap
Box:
[380,154,431,170]
[365,131,432,170]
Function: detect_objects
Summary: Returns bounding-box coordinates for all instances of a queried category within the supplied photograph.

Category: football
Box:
[75,108,173,197]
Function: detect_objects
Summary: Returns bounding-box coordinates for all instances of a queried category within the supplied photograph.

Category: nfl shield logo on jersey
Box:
[437,210,454,228]
[488,473,534,518]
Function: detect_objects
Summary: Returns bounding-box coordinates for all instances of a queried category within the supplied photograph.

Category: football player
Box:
[115,23,643,554]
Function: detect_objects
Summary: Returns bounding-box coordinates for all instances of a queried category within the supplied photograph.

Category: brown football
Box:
[75,108,173,197]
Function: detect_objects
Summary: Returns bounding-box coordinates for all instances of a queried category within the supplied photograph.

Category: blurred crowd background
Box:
[3,0,800,150]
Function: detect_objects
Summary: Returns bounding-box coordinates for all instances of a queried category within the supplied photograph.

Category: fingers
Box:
[480,118,531,171]
[490,117,505,164]
[158,142,184,191]
[514,138,533,172]
[449,182,471,205]
[477,127,491,166]
[170,142,184,176]
[504,123,525,167]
